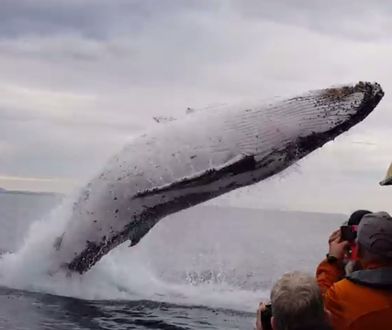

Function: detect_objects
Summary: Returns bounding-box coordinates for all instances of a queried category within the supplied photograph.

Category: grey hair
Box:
[270,271,326,330]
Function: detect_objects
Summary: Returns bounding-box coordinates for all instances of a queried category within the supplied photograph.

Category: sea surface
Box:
[0,192,345,329]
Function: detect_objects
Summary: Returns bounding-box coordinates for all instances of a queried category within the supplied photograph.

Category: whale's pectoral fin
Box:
[127,216,160,247]
[126,154,256,248]
[128,236,142,247]
[134,153,257,199]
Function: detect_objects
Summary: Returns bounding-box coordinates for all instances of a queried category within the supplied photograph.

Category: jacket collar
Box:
[347,267,392,289]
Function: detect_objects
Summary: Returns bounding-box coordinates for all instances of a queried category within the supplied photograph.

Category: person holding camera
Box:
[255,272,332,330]
[341,210,371,275]
[316,211,392,330]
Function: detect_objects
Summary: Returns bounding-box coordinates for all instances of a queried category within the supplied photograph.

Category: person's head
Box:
[347,210,372,226]
[270,272,330,330]
[343,210,372,274]
[357,211,392,264]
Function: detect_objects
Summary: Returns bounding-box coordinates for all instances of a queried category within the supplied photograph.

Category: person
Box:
[316,211,392,330]
[346,210,372,226]
[342,210,371,275]
[256,271,332,330]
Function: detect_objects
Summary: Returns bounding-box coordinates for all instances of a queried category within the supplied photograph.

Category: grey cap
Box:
[357,212,392,258]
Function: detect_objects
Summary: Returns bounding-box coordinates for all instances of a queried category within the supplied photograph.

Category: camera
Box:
[260,304,273,330]
[340,225,357,242]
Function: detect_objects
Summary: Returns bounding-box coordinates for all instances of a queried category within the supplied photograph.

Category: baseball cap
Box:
[347,210,372,226]
[357,212,392,258]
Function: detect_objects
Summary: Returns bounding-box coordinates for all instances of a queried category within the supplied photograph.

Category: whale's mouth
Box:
[324,81,383,103]
[295,81,383,156]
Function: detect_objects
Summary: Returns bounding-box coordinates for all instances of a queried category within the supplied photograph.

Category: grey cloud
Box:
[0,0,145,38]
[0,0,391,208]
[0,117,128,179]
[0,105,143,132]
[2,0,391,42]
[229,0,392,41]
[0,0,218,39]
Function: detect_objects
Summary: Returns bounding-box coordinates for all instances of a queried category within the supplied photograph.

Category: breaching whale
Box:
[53,82,384,274]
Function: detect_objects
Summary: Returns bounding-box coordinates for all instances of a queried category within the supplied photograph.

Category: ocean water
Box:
[0,192,345,329]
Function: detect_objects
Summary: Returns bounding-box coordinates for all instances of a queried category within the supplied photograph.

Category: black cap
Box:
[348,210,372,226]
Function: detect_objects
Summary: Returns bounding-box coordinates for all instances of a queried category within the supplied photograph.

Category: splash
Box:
[0,197,269,312]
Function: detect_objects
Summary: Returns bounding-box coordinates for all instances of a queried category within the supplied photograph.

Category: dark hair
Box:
[347,210,372,226]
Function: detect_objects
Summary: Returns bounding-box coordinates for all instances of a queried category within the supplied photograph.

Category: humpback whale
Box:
[53,82,384,274]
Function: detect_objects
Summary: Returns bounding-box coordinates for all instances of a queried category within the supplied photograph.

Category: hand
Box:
[328,229,340,245]
[328,229,349,260]
[256,302,267,330]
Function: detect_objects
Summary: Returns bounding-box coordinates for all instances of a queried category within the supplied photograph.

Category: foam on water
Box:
[0,196,268,313]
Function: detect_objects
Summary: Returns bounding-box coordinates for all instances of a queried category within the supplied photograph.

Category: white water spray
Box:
[0,197,272,312]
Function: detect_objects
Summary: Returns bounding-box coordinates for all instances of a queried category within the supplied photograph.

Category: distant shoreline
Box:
[0,187,61,197]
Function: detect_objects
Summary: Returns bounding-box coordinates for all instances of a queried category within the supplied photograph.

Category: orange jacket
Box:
[316,259,392,330]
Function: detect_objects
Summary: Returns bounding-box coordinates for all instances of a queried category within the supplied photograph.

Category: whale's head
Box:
[299,82,382,148]
[260,82,384,167]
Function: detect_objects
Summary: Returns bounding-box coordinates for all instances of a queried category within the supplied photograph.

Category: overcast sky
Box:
[1,0,392,213]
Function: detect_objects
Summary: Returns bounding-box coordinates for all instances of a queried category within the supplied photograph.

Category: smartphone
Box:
[340,225,357,242]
